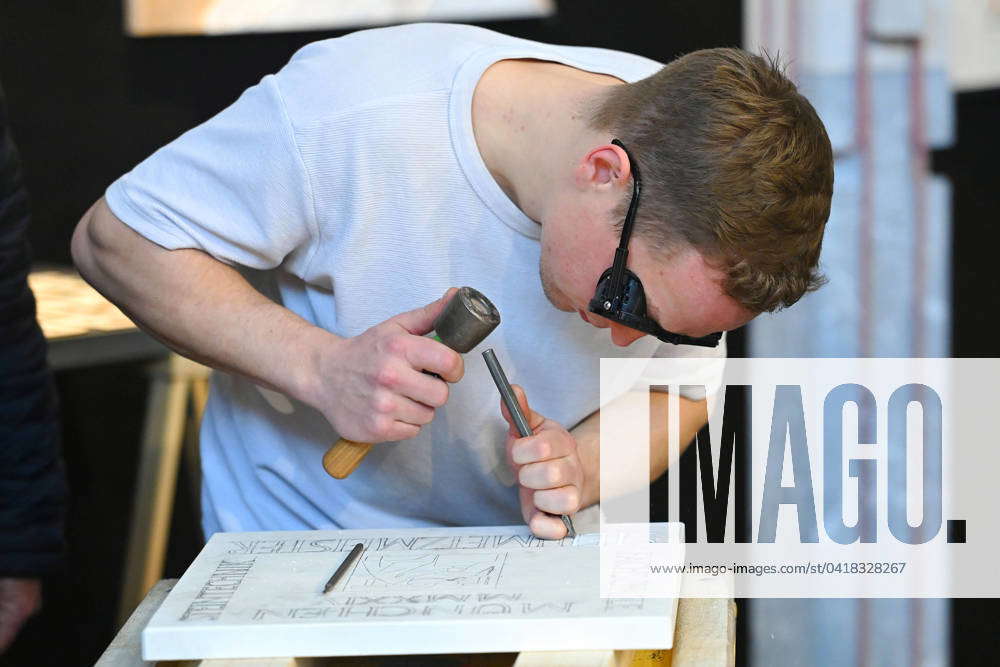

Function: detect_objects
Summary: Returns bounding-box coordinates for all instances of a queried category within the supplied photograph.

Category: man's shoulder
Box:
[270,23,661,132]
[315,22,503,47]
[293,22,501,61]
[272,24,509,120]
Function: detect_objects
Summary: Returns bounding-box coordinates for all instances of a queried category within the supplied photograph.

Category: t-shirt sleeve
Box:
[104,74,317,273]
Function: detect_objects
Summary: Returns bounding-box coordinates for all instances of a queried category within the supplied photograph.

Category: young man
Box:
[72,23,832,540]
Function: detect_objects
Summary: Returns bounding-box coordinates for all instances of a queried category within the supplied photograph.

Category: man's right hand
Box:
[306,288,464,443]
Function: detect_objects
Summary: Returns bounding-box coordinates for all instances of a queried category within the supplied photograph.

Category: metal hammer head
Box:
[433,287,501,353]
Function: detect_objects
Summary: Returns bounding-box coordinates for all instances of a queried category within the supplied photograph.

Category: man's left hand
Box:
[500,385,584,539]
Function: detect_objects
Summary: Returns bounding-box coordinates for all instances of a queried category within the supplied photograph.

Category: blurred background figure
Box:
[0,81,67,655]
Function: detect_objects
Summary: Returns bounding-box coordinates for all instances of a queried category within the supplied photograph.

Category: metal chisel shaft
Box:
[482,348,576,539]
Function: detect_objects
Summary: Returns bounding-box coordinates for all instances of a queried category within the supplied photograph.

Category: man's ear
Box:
[578,143,631,189]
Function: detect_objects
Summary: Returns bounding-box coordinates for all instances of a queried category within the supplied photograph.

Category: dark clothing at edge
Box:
[0,82,67,578]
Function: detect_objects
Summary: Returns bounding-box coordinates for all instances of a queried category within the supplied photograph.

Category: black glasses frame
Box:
[587,139,723,347]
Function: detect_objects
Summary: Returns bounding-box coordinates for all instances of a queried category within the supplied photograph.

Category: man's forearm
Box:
[572,391,709,510]
[71,198,333,404]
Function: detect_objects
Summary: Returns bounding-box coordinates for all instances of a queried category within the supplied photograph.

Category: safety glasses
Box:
[587,139,723,347]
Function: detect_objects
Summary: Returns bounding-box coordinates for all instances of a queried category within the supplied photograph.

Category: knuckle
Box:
[546,465,563,487]
[417,406,436,425]
[445,351,463,378]
[386,334,408,357]
[425,382,448,408]
[369,414,391,438]
[374,364,399,389]
[565,488,581,511]
[435,383,450,407]
[372,393,394,415]
[536,440,551,460]
[532,489,550,510]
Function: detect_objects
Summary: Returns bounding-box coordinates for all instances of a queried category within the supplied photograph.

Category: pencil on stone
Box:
[323,542,364,594]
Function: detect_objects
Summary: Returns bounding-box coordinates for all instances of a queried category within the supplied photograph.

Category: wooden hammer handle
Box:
[322,438,374,478]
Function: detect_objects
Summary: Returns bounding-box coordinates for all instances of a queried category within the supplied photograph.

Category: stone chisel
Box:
[482,348,576,538]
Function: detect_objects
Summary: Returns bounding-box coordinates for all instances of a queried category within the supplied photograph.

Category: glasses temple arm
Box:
[607,139,642,307]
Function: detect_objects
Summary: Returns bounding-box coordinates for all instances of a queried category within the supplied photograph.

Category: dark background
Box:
[932,87,1000,665]
[0,0,996,664]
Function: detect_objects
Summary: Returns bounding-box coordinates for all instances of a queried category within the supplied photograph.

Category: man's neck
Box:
[471,59,624,224]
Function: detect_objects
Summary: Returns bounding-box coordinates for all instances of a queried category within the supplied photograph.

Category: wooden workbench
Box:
[96,579,735,666]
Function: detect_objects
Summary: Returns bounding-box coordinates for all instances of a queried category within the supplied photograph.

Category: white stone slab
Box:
[142,524,682,660]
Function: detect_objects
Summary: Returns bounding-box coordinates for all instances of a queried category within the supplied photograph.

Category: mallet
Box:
[322,286,501,478]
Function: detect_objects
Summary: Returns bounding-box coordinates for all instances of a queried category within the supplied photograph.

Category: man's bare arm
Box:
[571,391,709,509]
[72,198,329,400]
[71,198,463,443]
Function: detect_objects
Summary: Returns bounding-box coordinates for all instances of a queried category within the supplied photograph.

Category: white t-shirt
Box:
[105,23,726,537]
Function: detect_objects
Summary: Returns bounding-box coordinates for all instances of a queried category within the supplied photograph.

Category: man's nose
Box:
[610,323,645,346]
